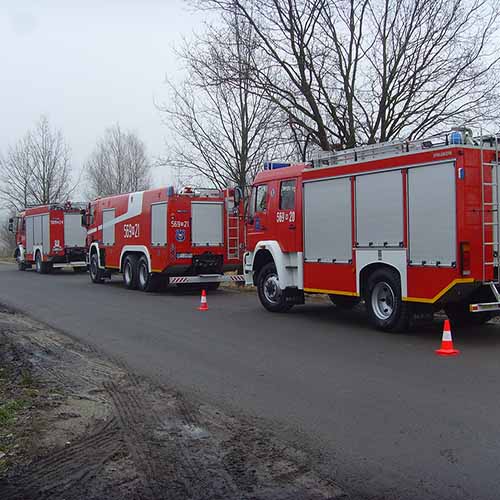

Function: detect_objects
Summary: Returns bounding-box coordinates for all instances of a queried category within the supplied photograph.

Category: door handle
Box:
[289,224,296,230]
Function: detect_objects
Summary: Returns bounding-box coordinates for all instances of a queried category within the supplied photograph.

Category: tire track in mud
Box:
[104,380,185,500]
[0,418,123,500]
[104,376,242,500]
[131,371,244,500]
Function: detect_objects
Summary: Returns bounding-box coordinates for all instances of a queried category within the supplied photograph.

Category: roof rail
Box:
[310,127,496,168]
[180,187,221,197]
[24,201,88,210]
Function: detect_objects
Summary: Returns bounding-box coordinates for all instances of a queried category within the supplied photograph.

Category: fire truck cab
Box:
[82,186,244,291]
[11,202,87,273]
[244,131,500,331]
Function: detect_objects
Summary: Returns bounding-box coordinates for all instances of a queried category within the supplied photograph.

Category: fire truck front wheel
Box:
[365,268,410,332]
[257,262,292,313]
[123,254,139,290]
[89,253,105,283]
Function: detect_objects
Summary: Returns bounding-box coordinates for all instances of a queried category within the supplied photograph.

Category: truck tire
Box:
[123,254,139,290]
[444,302,492,328]
[137,256,157,292]
[89,253,104,283]
[257,262,292,313]
[365,268,410,332]
[35,251,50,274]
[329,295,359,309]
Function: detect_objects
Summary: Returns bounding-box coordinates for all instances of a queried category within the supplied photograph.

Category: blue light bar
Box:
[264,161,290,170]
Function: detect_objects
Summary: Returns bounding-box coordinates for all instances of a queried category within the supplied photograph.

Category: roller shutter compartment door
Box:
[191,202,224,247]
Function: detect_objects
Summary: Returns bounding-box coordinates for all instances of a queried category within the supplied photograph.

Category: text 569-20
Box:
[124,223,140,238]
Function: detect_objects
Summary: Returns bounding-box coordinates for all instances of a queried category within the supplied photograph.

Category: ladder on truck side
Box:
[226,200,240,260]
[480,133,500,283]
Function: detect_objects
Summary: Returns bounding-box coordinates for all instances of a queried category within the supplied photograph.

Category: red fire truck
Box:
[10,202,87,273]
[244,129,500,331]
[82,186,244,291]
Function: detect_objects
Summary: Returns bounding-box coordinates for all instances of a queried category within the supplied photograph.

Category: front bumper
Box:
[243,251,254,285]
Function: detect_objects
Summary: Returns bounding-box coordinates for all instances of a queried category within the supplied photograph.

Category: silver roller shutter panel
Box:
[64,213,86,247]
[102,209,115,246]
[191,202,224,247]
[33,215,42,246]
[151,203,167,246]
[26,217,34,253]
[408,162,456,266]
[356,170,403,247]
[42,214,50,253]
[304,177,352,262]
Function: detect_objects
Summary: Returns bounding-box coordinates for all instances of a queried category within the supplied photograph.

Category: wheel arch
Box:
[252,249,274,285]
[89,242,103,268]
[359,262,403,299]
[250,241,288,288]
[119,245,151,273]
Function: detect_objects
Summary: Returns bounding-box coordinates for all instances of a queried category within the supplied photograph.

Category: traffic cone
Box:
[198,289,209,311]
[435,320,460,356]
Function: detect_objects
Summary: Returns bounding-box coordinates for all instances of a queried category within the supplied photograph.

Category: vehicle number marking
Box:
[124,223,140,238]
[276,211,295,223]
[171,220,189,228]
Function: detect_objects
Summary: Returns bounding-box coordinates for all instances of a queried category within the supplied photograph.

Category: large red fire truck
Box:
[244,129,500,331]
[10,202,87,273]
[82,186,244,291]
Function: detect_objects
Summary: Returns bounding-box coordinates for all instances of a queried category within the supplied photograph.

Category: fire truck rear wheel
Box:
[257,262,292,313]
[365,268,409,332]
[35,251,50,275]
[123,254,139,290]
[137,256,157,292]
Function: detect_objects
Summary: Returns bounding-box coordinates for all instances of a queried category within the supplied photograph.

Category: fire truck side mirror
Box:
[234,186,243,206]
[80,209,88,228]
[8,218,14,232]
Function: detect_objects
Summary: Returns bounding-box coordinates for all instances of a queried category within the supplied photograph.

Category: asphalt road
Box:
[1,262,500,500]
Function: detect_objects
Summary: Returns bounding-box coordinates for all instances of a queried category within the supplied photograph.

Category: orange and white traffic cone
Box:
[198,289,209,311]
[435,320,460,356]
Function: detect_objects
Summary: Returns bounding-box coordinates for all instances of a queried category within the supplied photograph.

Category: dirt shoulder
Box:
[0,305,345,500]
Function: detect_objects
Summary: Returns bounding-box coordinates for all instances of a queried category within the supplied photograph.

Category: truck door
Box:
[273,178,298,252]
[16,216,26,248]
[246,182,269,248]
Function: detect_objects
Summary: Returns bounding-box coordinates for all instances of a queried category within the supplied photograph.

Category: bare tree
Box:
[85,124,151,198]
[0,116,73,211]
[160,7,289,192]
[202,0,500,149]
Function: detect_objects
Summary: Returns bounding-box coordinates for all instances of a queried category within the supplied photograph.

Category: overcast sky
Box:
[0,0,203,194]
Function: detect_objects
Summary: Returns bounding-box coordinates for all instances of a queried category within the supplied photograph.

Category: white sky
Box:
[0,0,204,196]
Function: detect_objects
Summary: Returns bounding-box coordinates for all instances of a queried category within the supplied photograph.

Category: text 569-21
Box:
[124,223,140,238]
